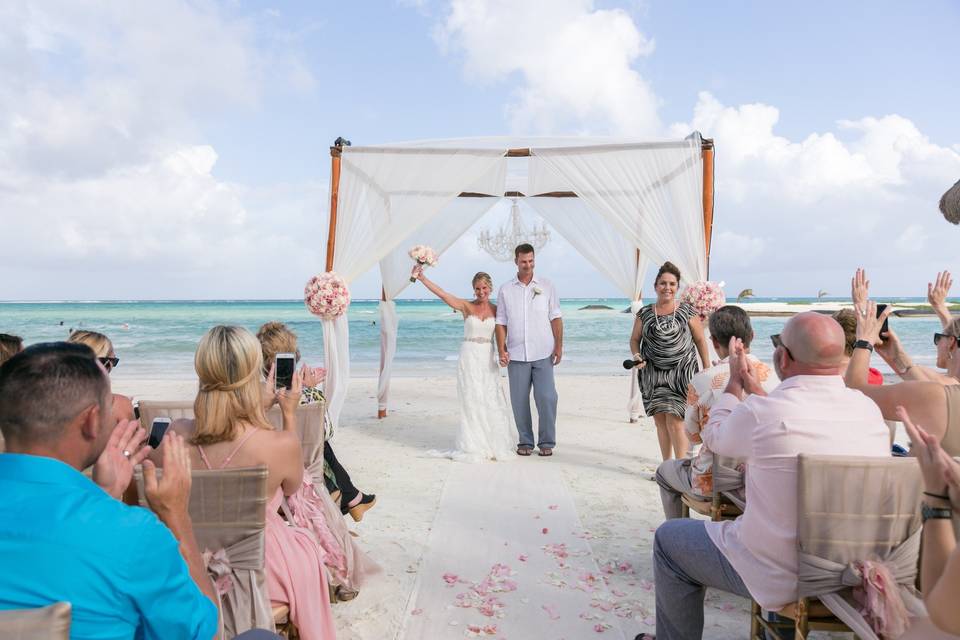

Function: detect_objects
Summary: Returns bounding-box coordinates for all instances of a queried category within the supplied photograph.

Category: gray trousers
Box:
[507,357,557,449]
[655,458,702,520]
[653,519,751,640]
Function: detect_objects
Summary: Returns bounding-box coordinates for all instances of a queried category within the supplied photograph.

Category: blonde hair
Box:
[946,317,960,339]
[256,322,300,376]
[832,309,858,357]
[472,272,493,289]
[67,330,113,358]
[0,334,23,364]
[192,325,269,446]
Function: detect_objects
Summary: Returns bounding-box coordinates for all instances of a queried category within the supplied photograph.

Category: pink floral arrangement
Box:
[679,280,726,320]
[304,272,351,320]
[409,244,438,282]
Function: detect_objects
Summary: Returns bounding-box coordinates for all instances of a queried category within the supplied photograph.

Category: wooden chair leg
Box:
[681,501,690,518]
[795,598,809,640]
[750,600,762,639]
[711,490,722,522]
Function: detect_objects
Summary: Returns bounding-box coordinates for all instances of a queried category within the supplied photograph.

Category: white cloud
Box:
[713,231,766,267]
[0,1,323,299]
[435,0,659,135]
[894,224,928,253]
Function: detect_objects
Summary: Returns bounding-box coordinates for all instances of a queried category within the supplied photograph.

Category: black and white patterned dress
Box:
[637,301,700,417]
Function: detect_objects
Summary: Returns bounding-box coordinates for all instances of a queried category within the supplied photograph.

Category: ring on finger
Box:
[122,450,131,458]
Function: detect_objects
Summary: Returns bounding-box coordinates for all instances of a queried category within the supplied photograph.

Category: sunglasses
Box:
[770,334,793,360]
[98,356,120,371]
[934,333,957,346]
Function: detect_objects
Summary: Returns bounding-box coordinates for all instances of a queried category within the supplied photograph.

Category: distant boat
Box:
[736,288,754,303]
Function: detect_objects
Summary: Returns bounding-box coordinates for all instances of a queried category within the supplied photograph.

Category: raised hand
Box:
[93,419,152,500]
[927,271,953,309]
[142,431,192,520]
[855,300,893,346]
[301,363,323,389]
[851,268,870,309]
[411,264,424,281]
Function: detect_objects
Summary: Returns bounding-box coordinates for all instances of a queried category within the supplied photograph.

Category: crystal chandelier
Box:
[477,198,551,262]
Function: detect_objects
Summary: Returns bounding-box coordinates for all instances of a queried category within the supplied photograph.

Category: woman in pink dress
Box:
[174,325,337,640]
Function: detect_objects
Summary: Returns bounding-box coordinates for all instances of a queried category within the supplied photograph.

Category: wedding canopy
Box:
[321,134,716,427]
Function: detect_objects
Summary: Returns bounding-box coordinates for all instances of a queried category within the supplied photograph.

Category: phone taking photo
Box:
[275,353,296,391]
[876,303,890,341]
[148,417,171,449]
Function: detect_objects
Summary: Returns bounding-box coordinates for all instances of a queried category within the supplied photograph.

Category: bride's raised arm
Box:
[412,264,468,314]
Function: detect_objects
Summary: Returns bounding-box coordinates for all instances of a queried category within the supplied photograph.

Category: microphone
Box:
[623,358,644,370]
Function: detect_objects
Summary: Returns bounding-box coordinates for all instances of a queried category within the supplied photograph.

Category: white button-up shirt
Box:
[701,375,889,609]
[495,275,562,362]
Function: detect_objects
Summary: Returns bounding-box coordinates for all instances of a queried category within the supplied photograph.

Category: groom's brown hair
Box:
[514,243,535,258]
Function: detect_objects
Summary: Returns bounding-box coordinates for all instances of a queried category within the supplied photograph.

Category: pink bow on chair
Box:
[850,560,910,638]
[202,548,235,596]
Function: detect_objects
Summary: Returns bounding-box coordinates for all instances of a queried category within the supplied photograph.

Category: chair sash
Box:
[201,531,274,638]
[798,527,926,639]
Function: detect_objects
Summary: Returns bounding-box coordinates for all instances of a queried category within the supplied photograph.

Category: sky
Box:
[1,0,959,301]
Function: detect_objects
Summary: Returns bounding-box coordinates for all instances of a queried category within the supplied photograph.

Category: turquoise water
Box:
[0,298,946,384]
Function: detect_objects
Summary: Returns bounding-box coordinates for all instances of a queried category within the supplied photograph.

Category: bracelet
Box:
[924,490,951,501]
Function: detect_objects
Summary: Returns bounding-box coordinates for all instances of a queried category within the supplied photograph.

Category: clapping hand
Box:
[301,363,325,389]
[93,419,152,500]
[142,431,192,521]
[899,405,960,509]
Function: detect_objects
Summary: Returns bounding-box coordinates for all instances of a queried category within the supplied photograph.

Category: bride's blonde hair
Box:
[472,272,493,289]
[192,325,269,446]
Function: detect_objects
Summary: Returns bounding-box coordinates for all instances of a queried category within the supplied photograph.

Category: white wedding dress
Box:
[430,316,515,462]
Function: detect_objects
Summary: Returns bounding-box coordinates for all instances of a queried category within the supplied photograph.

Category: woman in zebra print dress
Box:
[629,261,709,461]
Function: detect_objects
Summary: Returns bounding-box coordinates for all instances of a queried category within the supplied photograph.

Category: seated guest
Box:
[67,329,135,422]
[832,309,883,383]
[256,321,375,520]
[0,333,22,365]
[655,306,778,519]
[844,301,960,455]
[646,312,890,640]
[172,326,337,640]
[0,342,219,640]
[900,406,960,635]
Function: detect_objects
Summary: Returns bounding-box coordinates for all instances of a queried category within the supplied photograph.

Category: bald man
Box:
[647,313,890,640]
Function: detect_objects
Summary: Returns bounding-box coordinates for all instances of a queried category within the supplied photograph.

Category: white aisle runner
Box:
[398,462,628,640]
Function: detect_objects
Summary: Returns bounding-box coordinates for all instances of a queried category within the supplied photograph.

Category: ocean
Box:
[0,298,946,384]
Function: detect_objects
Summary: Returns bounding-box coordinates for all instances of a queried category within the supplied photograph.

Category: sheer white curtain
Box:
[530,135,706,284]
[324,147,506,427]
[376,197,503,413]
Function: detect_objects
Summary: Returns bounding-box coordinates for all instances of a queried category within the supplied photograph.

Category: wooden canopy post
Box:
[378,285,388,419]
[701,138,715,279]
[325,140,345,272]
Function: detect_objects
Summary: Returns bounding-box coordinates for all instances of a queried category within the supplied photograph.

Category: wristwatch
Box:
[921,503,953,522]
[852,339,874,352]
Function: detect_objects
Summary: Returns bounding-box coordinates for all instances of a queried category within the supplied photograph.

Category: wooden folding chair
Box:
[750,455,922,640]
[0,602,71,639]
[680,457,744,522]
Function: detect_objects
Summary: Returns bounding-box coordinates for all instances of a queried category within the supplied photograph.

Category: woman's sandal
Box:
[343,493,377,522]
[634,634,655,640]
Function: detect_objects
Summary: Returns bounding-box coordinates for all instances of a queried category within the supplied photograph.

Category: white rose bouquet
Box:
[409,244,439,282]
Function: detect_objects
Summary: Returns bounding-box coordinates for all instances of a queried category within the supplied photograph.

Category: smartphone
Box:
[876,303,889,341]
[148,417,171,449]
[275,352,296,391]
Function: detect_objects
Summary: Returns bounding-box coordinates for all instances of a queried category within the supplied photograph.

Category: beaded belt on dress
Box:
[464,337,492,344]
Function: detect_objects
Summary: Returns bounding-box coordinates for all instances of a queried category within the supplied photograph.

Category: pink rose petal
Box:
[411,608,423,616]
[541,527,549,534]
[542,604,561,620]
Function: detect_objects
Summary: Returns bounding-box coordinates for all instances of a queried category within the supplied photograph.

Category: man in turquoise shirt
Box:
[0,342,219,640]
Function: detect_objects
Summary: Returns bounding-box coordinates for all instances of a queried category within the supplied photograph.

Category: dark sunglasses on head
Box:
[934,333,957,346]
[770,334,793,360]
[98,356,120,370]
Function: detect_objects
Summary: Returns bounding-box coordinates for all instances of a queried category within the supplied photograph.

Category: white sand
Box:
[116,374,755,639]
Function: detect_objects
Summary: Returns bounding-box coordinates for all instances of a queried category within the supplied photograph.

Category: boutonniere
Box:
[532,286,543,298]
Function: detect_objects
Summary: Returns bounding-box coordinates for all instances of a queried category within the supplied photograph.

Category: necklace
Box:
[654,302,677,333]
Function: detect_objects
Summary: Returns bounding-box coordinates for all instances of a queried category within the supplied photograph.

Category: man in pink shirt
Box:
[646,312,890,640]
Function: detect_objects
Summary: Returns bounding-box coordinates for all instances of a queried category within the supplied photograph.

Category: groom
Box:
[495,243,563,457]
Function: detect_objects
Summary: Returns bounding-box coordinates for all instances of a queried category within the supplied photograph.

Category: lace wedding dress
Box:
[431,316,515,462]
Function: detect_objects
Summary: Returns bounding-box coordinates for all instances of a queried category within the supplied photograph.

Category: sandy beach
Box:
[114,374,753,639]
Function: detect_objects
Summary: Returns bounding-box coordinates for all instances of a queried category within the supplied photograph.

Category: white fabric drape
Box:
[377,300,398,412]
[375,198,503,413]
[323,148,506,427]
[530,135,706,283]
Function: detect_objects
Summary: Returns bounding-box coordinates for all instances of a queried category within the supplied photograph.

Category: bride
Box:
[412,264,515,461]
